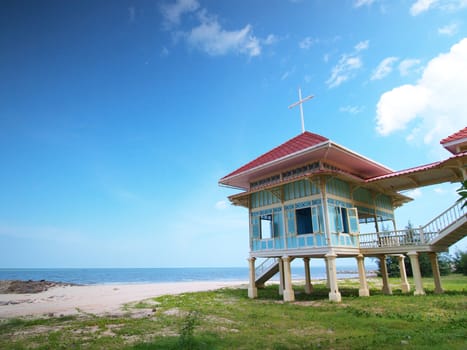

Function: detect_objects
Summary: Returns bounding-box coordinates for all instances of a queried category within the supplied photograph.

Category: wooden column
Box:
[247,257,258,299]
[325,252,341,302]
[319,177,332,247]
[379,255,392,295]
[356,254,369,297]
[428,252,444,294]
[398,255,410,293]
[303,257,313,294]
[282,256,295,302]
[407,251,425,296]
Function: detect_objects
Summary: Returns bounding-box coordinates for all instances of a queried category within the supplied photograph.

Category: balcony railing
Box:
[359,201,466,249]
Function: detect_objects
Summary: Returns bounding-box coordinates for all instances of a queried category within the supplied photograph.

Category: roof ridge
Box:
[220,131,329,181]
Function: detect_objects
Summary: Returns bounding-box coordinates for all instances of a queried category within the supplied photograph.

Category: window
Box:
[341,207,349,233]
[286,205,322,235]
[251,208,283,241]
[330,206,359,234]
[296,207,313,235]
[260,214,273,239]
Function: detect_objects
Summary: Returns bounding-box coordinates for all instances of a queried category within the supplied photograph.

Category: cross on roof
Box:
[288,88,314,133]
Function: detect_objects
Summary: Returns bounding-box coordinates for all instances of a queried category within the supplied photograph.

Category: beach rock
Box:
[0,280,77,294]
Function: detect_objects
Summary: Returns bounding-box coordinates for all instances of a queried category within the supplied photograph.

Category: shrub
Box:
[452,250,467,275]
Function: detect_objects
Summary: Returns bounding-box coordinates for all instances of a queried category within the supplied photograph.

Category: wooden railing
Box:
[359,201,466,249]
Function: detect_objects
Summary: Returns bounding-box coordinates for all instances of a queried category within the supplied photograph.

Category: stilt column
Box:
[428,252,444,294]
[282,256,295,302]
[407,251,425,296]
[325,252,341,302]
[356,254,369,297]
[247,257,258,299]
[379,255,392,295]
[324,257,330,288]
[397,255,410,293]
[303,257,313,294]
[278,258,284,296]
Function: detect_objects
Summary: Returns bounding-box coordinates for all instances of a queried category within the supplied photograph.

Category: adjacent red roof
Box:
[440,127,467,145]
[366,151,467,193]
[366,161,441,182]
[220,132,328,180]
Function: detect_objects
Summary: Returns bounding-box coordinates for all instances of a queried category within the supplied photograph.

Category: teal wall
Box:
[249,177,395,252]
[326,177,351,199]
[284,180,319,201]
[251,191,281,209]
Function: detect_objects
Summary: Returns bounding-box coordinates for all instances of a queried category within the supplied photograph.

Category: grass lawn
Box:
[0,274,466,349]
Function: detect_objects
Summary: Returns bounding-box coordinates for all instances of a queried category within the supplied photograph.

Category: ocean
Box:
[0,266,364,285]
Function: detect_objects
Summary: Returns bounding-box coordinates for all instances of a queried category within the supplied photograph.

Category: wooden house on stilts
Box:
[219,127,467,302]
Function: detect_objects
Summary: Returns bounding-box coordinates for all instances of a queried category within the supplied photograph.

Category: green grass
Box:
[1,275,466,349]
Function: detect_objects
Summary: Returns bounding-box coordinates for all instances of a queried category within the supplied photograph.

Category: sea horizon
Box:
[0,265,376,285]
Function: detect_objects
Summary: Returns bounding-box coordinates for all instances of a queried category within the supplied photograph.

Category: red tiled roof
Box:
[366,151,467,183]
[220,132,329,180]
[366,161,441,182]
[440,127,467,144]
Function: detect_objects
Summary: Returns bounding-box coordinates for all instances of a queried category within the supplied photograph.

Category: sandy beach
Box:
[0,281,246,319]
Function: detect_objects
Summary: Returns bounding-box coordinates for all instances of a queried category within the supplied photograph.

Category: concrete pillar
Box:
[278,257,284,296]
[324,257,330,288]
[325,252,341,302]
[247,257,258,299]
[407,251,425,296]
[428,252,444,294]
[282,256,295,302]
[303,257,313,294]
[356,254,369,297]
[397,255,411,293]
[379,255,392,295]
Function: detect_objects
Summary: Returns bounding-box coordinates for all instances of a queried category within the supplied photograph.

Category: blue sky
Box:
[1,0,466,268]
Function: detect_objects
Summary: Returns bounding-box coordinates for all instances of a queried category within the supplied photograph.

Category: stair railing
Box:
[255,257,278,279]
[419,201,466,243]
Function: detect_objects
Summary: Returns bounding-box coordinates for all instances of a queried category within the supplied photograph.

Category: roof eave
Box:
[219,140,330,188]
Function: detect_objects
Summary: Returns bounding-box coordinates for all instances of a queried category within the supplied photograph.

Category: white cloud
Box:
[371,56,399,80]
[299,36,314,49]
[327,55,362,87]
[376,38,467,150]
[410,0,467,15]
[326,41,368,88]
[160,46,169,57]
[354,0,376,7]
[215,200,228,210]
[405,188,423,198]
[281,67,295,80]
[263,34,278,45]
[161,0,199,27]
[410,0,438,15]
[438,23,460,36]
[434,187,447,194]
[160,1,271,57]
[376,84,431,135]
[399,58,422,76]
[186,19,261,57]
[340,105,364,114]
[355,40,370,51]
